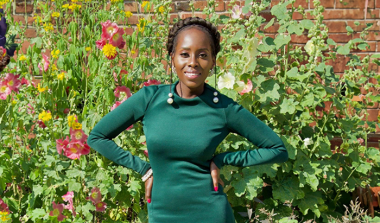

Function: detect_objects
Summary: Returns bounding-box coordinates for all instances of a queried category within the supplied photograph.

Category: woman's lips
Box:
[185,72,201,79]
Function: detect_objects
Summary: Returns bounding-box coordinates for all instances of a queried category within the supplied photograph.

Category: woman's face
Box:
[171,27,215,93]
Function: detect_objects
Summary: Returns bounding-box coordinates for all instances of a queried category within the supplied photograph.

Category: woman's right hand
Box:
[145,175,153,203]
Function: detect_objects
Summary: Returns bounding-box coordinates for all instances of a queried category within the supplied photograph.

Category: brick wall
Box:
[7,0,380,137]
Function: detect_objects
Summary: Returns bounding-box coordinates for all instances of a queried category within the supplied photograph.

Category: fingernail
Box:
[214,186,218,191]
[147,199,151,203]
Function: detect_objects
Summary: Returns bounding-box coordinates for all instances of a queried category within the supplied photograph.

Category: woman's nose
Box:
[188,55,198,67]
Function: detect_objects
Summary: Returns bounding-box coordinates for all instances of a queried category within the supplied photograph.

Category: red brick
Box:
[176,1,191,11]
[336,0,375,9]
[260,12,275,22]
[12,15,34,26]
[311,0,334,8]
[292,11,304,20]
[180,12,207,20]
[128,15,140,25]
[261,22,279,33]
[346,20,380,31]
[324,21,347,33]
[290,34,309,43]
[225,1,242,10]
[15,3,33,13]
[323,9,365,19]
[365,109,380,121]
[215,0,225,12]
[271,0,307,9]
[124,27,134,35]
[124,2,138,13]
[377,0,380,8]
[22,28,37,38]
[366,31,380,41]
[325,54,350,73]
[366,9,380,19]
[351,41,377,52]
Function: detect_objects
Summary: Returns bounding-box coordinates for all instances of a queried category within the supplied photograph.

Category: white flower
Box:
[242,37,259,73]
[231,5,242,19]
[218,72,235,89]
[304,40,315,56]
[303,138,313,147]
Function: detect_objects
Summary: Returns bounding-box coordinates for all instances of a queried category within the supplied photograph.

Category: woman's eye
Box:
[180,53,189,57]
[200,53,207,58]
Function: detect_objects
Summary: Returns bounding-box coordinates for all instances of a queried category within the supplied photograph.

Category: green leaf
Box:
[229,29,246,43]
[370,54,380,58]
[30,208,46,221]
[33,185,44,196]
[346,26,354,33]
[337,44,350,55]
[357,43,368,50]
[356,162,372,174]
[30,37,42,48]
[287,23,304,35]
[300,19,314,30]
[273,176,305,202]
[274,34,291,49]
[366,148,380,164]
[264,18,275,30]
[271,3,290,20]
[257,79,280,103]
[68,181,82,192]
[108,184,121,197]
[327,38,337,45]
[66,169,85,179]
[293,188,323,217]
[280,98,299,115]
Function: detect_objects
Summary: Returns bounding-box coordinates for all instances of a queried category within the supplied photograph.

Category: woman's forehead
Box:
[176,27,213,50]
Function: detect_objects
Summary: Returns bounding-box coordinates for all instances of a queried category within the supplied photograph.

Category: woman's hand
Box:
[145,175,153,203]
[210,161,224,191]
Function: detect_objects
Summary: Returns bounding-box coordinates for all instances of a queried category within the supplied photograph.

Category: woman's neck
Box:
[175,81,205,99]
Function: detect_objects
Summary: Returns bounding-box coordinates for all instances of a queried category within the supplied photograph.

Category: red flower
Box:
[143,79,161,87]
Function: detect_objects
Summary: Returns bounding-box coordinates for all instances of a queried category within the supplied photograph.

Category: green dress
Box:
[87,81,288,223]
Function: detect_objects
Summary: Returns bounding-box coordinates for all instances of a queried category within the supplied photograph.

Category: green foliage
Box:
[0,0,379,222]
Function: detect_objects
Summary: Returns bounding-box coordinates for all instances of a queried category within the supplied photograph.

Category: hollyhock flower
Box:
[38,54,50,73]
[113,69,128,82]
[143,79,161,87]
[0,46,6,57]
[109,28,124,48]
[0,80,11,100]
[111,101,122,111]
[95,38,106,50]
[118,40,126,49]
[0,197,10,213]
[69,128,88,143]
[218,72,235,89]
[231,5,242,19]
[357,138,364,144]
[63,108,70,114]
[102,43,117,60]
[242,37,259,73]
[95,202,107,212]
[305,40,315,56]
[21,77,30,85]
[239,79,253,95]
[62,191,76,217]
[65,140,90,160]
[37,120,47,129]
[144,150,149,157]
[101,20,119,40]
[87,187,102,204]
[56,136,70,155]
[114,86,132,102]
[235,81,245,93]
[49,202,66,221]
[4,73,21,93]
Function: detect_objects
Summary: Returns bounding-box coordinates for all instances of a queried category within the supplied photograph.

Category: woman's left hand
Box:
[210,161,224,191]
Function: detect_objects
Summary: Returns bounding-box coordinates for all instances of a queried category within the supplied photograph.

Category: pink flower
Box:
[101,20,119,40]
[126,125,133,130]
[357,138,364,144]
[143,79,161,87]
[37,120,47,129]
[95,202,107,212]
[63,108,70,114]
[0,46,6,57]
[62,191,76,217]
[87,187,102,204]
[56,136,70,155]
[109,28,124,48]
[111,101,122,111]
[239,79,253,95]
[0,80,11,100]
[65,140,90,160]
[95,39,106,50]
[0,196,10,213]
[114,86,132,102]
[231,5,242,19]
[144,150,149,157]
[49,202,66,222]
[27,103,35,114]
[69,128,88,143]
[4,73,21,93]
[113,69,128,82]
[38,54,50,73]
[21,77,30,86]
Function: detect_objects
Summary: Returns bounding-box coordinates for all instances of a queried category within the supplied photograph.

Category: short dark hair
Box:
[167,17,221,59]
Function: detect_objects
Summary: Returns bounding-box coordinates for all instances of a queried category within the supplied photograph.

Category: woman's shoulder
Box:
[204,83,239,109]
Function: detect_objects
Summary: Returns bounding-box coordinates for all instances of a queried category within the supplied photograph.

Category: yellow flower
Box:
[72,122,82,130]
[39,110,52,122]
[102,43,117,58]
[37,83,47,92]
[110,0,121,3]
[141,1,150,10]
[137,18,147,32]
[52,12,60,17]
[158,6,164,13]
[52,64,58,71]
[68,3,81,10]
[125,11,132,18]
[12,100,17,105]
[131,50,135,54]
[51,49,60,59]
[43,23,54,32]
[19,55,27,61]
[57,72,65,80]
[71,0,77,2]
[85,47,91,51]
[0,211,11,222]
[62,4,69,8]
[68,115,77,127]
[33,16,42,24]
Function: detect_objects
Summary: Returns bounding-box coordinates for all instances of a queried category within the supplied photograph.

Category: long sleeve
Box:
[212,98,288,169]
[87,85,158,176]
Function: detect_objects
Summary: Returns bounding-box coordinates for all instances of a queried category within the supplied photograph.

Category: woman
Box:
[87,17,288,223]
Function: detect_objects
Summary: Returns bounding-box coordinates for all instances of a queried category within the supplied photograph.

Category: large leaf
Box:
[293,188,324,217]
[273,176,305,202]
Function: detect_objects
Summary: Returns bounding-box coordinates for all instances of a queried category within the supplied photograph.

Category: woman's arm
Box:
[212,99,288,169]
[87,86,158,176]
